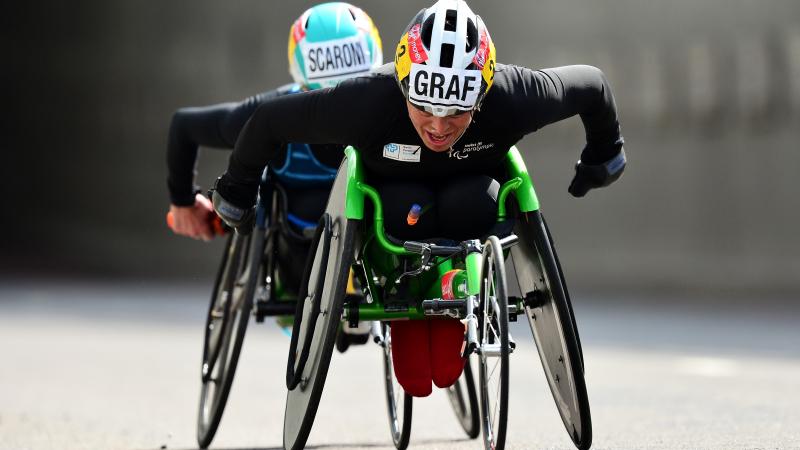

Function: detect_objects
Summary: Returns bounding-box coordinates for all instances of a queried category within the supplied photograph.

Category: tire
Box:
[196,230,264,448]
[381,322,413,450]
[283,160,359,450]
[542,215,584,372]
[510,211,591,450]
[477,236,510,450]
[286,214,332,390]
[446,356,480,439]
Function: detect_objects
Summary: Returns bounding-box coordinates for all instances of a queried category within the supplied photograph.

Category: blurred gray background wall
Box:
[3,1,799,295]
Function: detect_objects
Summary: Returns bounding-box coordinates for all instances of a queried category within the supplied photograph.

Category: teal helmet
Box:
[288,2,383,89]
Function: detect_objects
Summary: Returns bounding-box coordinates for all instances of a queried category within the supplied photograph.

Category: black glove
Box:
[209,177,255,234]
[568,147,626,198]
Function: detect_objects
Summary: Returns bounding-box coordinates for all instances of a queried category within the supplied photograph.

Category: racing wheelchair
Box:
[194,144,480,449]
[285,146,592,450]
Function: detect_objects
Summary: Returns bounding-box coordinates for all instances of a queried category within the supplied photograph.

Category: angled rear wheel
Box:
[197,230,264,448]
[283,161,359,450]
[510,211,591,450]
[286,214,331,390]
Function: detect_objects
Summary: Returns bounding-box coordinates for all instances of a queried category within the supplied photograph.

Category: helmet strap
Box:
[448,110,474,152]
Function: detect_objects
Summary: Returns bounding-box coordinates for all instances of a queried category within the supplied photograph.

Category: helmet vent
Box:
[440,43,454,68]
[465,18,478,52]
[421,15,435,47]
[348,8,357,21]
[444,9,457,32]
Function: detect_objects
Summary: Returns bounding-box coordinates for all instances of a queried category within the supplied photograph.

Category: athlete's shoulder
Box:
[274,82,302,96]
[337,62,397,89]
[331,63,404,106]
[481,63,564,108]
[370,62,397,79]
[251,83,302,102]
[489,63,536,93]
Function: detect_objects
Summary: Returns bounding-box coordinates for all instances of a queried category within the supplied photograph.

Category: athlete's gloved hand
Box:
[568,147,626,198]
[210,176,255,234]
[167,194,215,241]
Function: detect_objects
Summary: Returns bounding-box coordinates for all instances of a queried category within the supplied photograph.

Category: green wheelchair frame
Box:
[284,146,591,450]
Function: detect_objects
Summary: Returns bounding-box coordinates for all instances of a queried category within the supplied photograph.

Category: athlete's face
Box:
[406,102,472,152]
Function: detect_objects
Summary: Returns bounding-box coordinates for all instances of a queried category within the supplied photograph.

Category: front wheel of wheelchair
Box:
[197,230,263,448]
[381,322,413,450]
[510,211,591,450]
[477,236,510,450]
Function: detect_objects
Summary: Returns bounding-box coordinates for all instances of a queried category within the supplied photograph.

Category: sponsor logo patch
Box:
[383,143,422,162]
[448,141,495,160]
[408,64,481,110]
[302,36,372,81]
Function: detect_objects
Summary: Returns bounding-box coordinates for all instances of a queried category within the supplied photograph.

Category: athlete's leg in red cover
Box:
[391,319,466,396]
[390,320,432,397]
[430,318,466,388]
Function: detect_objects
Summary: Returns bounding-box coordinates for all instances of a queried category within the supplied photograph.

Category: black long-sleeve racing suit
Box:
[166,84,343,207]
[166,84,348,291]
[218,63,624,241]
[221,63,623,207]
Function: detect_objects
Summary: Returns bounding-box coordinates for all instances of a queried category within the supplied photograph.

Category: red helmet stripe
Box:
[472,28,491,69]
[407,24,428,64]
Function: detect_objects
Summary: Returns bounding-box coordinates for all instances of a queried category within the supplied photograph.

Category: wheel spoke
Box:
[491,372,502,427]
[487,357,500,381]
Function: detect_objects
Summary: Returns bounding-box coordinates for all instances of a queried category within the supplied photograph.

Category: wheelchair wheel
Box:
[381,322,413,450]
[197,230,264,448]
[286,213,332,390]
[510,211,591,450]
[283,161,359,450]
[542,215,584,372]
[446,356,480,439]
[477,236,510,450]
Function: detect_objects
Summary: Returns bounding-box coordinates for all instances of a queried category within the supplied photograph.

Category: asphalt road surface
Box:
[1,282,799,450]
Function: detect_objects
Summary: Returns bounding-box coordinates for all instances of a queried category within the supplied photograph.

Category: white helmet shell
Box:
[395,0,496,116]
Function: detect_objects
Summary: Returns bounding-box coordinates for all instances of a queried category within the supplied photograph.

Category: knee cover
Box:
[430,318,466,388]
[390,320,432,397]
[390,319,466,396]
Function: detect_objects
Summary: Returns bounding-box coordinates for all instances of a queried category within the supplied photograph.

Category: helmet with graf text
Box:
[288,2,383,89]
[394,0,495,117]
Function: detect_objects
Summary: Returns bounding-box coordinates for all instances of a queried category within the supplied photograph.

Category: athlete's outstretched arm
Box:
[501,64,623,164]
[223,77,378,207]
[166,88,288,206]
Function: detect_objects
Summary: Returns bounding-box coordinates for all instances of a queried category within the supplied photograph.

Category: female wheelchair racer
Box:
[212,0,626,448]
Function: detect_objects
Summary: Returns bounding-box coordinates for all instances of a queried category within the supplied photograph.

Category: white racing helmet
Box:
[395,0,496,117]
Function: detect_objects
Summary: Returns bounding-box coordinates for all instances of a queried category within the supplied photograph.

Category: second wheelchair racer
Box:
[166,2,382,242]
[212,0,627,397]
